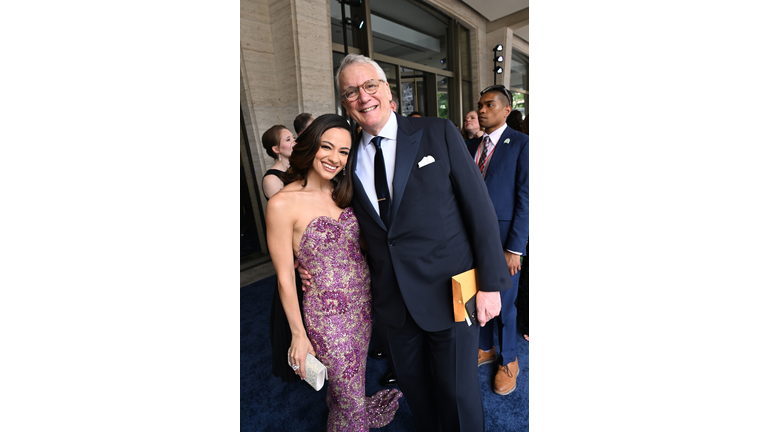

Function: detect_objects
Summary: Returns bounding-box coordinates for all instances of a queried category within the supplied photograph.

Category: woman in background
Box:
[267,114,401,430]
[261,124,306,384]
[461,110,484,147]
[261,125,296,199]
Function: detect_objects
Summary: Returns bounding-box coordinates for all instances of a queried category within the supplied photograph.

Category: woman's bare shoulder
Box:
[267,182,306,212]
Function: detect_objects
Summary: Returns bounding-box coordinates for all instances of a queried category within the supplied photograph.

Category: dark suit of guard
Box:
[468,124,529,392]
[351,113,511,431]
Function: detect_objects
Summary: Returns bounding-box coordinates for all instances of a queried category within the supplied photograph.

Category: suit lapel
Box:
[486,128,513,176]
[390,115,422,226]
[351,134,387,231]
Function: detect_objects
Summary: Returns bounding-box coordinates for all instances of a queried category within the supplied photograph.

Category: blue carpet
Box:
[241,275,528,431]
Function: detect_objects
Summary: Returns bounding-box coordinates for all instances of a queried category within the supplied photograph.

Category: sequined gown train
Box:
[298,207,401,431]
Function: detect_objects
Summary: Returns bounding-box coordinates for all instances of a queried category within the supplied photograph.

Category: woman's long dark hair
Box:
[280,114,354,208]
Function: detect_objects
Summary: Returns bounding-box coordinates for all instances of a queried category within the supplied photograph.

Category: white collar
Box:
[361,110,398,146]
[483,123,508,146]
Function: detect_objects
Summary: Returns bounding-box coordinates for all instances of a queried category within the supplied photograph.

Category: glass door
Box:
[400,67,425,116]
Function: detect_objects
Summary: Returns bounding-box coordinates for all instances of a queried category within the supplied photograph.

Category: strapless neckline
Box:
[299,207,354,251]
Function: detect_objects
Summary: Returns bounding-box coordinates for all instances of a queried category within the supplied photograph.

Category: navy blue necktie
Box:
[372,136,391,227]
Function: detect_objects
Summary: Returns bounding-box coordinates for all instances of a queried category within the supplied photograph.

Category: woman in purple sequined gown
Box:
[266,114,401,431]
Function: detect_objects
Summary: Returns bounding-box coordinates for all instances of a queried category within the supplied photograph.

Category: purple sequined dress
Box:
[298,207,402,431]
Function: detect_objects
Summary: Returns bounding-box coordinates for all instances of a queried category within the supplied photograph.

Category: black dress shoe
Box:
[379,370,397,387]
[369,347,387,359]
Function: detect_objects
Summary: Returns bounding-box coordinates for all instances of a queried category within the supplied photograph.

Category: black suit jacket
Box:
[351,114,511,332]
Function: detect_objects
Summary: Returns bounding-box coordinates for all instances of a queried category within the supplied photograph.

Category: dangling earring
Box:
[278,154,282,161]
[342,166,346,175]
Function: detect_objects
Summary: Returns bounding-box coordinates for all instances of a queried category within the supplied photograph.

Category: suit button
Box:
[389,241,395,246]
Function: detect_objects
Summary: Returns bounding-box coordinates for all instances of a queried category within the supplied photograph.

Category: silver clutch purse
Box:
[288,351,328,391]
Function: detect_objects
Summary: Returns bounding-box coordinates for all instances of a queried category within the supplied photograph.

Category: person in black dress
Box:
[260,124,306,383]
[514,115,529,341]
[261,125,295,199]
[516,240,529,341]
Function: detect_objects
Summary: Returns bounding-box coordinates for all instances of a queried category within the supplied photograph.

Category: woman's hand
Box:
[288,333,316,380]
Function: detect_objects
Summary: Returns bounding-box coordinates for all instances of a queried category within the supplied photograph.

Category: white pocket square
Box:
[418,155,435,168]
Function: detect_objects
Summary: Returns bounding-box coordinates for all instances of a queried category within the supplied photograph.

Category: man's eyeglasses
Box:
[342,79,385,102]
[480,84,513,106]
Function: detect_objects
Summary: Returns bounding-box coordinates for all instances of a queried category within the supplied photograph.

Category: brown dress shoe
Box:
[478,346,497,366]
[493,358,520,395]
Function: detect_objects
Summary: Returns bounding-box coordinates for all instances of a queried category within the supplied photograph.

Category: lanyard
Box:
[475,138,498,172]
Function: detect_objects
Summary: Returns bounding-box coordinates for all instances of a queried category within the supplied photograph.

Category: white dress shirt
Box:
[474,123,508,173]
[356,110,398,216]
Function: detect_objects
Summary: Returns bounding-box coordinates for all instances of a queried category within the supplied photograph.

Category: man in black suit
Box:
[336,54,511,431]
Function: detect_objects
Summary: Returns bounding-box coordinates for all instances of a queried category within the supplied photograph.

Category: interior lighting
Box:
[492,44,504,84]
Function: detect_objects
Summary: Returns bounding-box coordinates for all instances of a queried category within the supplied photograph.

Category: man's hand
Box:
[505,251,522,276]
[475,290,501,327]
[295,261,312,291]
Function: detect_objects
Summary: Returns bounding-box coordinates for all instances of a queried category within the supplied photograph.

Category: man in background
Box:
[469,85,529,396]
[293,113,314,136]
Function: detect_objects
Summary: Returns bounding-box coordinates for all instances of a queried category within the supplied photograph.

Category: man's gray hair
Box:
[335,54,388,94]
